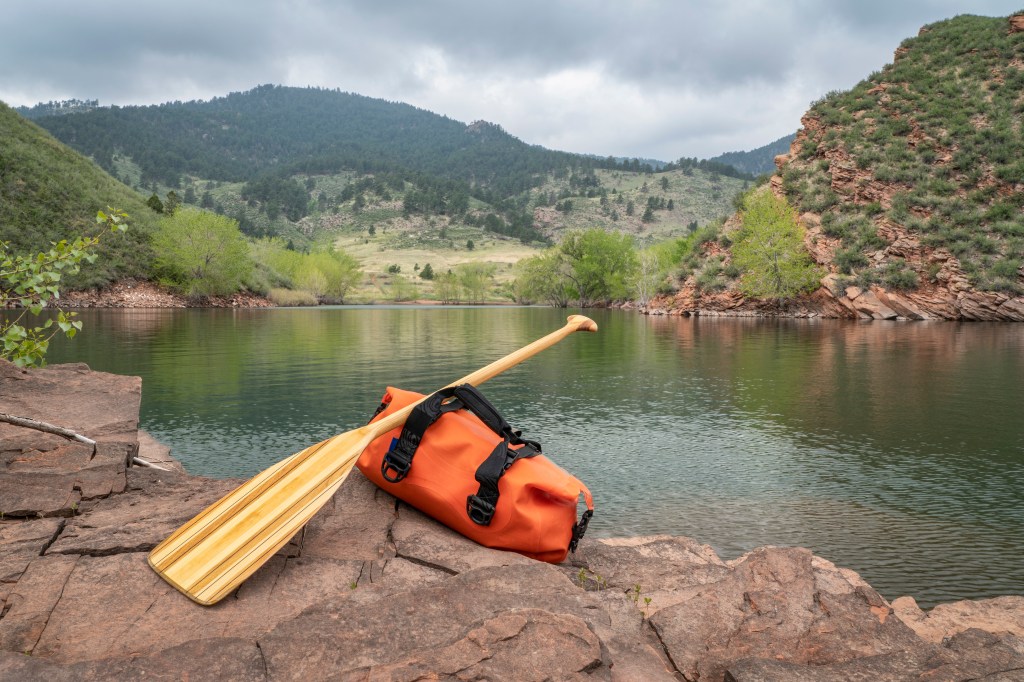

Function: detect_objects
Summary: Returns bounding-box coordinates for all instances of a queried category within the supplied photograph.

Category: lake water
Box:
[40,306,1024,608]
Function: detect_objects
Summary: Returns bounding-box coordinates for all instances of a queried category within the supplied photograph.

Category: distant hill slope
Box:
[655,12,1024,320]
[708,134,796,177]
[28,84,749,252]
[33,85,595,198]
[0,102,159,287]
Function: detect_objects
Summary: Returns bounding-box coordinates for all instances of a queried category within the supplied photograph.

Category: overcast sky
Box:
[2,1,1021,160]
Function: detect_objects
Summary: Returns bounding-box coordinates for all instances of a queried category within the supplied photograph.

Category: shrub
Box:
[268,288,318,306]
[695,262,725,291]
[835,248,869,274]
[881,262,920,290]
[989,258,1022,280]
[1,210,127,366]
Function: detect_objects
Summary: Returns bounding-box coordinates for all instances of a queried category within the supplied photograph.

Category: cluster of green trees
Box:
[241,175,310,222]
[514,230,640,307]
[15,99,100,119]
[146,204,361,304]
[252,238,361,304]
[513,190,822,307]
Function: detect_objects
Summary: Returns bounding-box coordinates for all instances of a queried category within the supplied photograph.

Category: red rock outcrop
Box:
[63,278,274,308]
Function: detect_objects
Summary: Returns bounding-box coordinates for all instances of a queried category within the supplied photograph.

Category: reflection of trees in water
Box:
[647,316,1023,458]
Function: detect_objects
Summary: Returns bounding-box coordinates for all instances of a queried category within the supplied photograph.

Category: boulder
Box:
[648,546,921,681]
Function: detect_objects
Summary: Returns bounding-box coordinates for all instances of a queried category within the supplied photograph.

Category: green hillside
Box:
[32,85,747,248]
[33,85,596,197]
[780,13,1024,294]
[6,85,751,305]
[0,102,159,287]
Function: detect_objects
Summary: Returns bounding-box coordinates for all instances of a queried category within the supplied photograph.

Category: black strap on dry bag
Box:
[379,384,541,526]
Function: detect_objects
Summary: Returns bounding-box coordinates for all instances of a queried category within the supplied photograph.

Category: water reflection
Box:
[37,307,1024,608]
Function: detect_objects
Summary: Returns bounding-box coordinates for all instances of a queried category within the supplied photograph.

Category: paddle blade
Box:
[148,427,371,605]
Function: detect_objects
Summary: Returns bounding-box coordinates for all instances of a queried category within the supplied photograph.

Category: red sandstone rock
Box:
[62,278,274,308]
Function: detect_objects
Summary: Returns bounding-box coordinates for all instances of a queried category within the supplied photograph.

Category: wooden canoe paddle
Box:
[149,314,598,605]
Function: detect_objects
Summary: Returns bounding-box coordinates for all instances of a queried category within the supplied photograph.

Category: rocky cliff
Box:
[2,362,1023,680]
[648,13,1024,321]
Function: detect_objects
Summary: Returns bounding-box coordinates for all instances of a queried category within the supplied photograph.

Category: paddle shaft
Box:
[371,314,598,435]
[149,314,597,605]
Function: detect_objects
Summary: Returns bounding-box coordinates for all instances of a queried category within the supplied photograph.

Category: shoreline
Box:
[59,277,1024,321]
[60,279,527,309]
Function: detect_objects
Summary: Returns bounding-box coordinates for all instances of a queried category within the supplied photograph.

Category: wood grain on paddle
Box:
[148,315,597,605]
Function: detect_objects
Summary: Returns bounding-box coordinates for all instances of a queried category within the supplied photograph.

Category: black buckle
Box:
[569,510,593,552]
[381,448,412,483]
[466,495,496,526]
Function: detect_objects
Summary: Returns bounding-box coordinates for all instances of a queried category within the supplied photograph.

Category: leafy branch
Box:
[1,209,128,367]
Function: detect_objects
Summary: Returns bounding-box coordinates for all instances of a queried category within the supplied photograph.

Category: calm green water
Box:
[40,306,1024,608]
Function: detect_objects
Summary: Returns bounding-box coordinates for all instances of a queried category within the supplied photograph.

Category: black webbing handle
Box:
[379,385,541,526]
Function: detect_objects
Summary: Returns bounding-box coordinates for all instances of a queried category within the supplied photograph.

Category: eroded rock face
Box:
[3,364,1024,680]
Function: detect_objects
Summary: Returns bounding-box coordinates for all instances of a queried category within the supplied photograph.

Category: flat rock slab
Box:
[1,361,141,517]
[0,361,141,442]
[892,594,1024,643]
[726,629,1024,681]
[0,518,63,588]
[46,468,243,557]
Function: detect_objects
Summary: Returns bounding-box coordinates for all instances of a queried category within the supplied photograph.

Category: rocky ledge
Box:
[2,362,1023,680]
[63,278,274,308]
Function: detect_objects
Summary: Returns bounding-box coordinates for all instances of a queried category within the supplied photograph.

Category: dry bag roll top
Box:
[357,384,593,563]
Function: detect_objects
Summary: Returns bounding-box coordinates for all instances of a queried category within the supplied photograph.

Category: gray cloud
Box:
[1,1,1020,158]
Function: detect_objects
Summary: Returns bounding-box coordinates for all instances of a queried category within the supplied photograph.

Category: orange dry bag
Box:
[357,384,594,563]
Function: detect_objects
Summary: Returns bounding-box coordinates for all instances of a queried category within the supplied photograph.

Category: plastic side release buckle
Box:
[466,495,496,526]
[569,510,593,553]
[381,437,413,483]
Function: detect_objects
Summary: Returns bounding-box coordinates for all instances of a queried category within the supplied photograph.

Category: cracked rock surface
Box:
[2,362,1024,680]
